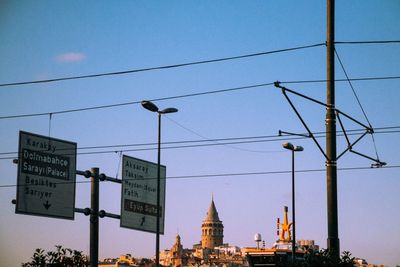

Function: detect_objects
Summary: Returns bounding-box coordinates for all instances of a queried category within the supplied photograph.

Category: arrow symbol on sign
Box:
[43,200,51,210]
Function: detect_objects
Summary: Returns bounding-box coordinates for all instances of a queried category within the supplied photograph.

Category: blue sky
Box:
[0,1,399,266]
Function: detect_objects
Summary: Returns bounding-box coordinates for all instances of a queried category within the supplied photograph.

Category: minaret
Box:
[171,234,183,267]
[201,196,224,249]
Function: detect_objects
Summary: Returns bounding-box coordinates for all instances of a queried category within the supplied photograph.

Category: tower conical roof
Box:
[204,197,220,222]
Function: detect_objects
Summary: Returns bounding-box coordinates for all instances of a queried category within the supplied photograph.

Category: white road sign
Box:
[16,131,77,220]
[120,155,166,233]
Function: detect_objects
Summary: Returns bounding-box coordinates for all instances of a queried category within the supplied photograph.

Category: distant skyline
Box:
[1,1,399,267]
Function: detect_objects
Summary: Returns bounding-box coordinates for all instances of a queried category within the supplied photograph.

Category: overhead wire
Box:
[0,39,398,121]
[0,43,325,88]
[1,40,398,168]
[1,126,399,160]
[1,75,400,121]
[0,132,311,156]
[280,75,400,85]
[0,82,273,119]
[2,125,399,157]
[334,47,382,162]
[334,48,372,127]
[335,40,400,45]
[0,40,398,88]
[165,116,278,154]
[1,164,399,189]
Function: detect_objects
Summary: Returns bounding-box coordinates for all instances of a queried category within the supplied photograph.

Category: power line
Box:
[1,40,398,88]
[0,43,325,88]
[3,127,400,156]
[335,40,400,45]
[1,164,399,189]
[165,116,274,154]
[165,165,400,180]
[1,75,400,121]
[1,126,399,160]
[0,135,299,159]
[334,48,372,127]
[0,132,328,156]
[0,82,273,120]
[280,75,400,85]
[334,48,384,163]
[0,128,390,156]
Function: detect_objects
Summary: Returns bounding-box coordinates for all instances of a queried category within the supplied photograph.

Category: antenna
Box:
[277,218,280,236]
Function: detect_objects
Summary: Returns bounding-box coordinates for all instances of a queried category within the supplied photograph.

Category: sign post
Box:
[120,155,166,234]
[16,131,77,220]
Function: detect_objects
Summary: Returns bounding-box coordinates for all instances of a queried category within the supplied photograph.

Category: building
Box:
[100,199,393,267]
[201,197,224,249]
[160,234,192,267]
[297,239,319,251]
[243,206,307,266]
[160,197,243,266]
[98,254,137,267]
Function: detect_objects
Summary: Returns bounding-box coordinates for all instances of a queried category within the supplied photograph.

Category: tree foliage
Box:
[21,245,88,267]
[301,248,355,267]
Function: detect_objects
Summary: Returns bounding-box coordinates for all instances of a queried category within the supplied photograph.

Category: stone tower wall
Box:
[201,222,224,249]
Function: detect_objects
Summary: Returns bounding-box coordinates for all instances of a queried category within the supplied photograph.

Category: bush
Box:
[302,248,355,267]
[21,245,88,267]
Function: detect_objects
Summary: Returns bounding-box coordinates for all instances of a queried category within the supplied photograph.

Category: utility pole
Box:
[90,167,99,267]
[326,0,340,258]
[277,0,382,259]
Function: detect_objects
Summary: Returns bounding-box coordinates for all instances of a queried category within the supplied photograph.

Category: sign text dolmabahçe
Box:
[21,149,70,180]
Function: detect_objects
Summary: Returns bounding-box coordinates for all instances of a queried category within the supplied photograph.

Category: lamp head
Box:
[141,100,159,112]
[294,146,304,152]
[282,142,294,150]
[159,107,178,114]
[282,142,304,152]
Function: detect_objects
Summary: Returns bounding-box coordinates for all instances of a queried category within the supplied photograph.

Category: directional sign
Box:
[120,155,166,233]
[16,131,77,220]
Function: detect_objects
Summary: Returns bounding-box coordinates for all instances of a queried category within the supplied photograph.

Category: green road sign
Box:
[16,131,77,220]
[121,155,166,233]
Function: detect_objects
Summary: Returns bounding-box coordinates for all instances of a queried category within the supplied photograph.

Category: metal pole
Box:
[291,150,296,266]
[326,0,340,258]
[156,113,161,267]
[90,167,99,267]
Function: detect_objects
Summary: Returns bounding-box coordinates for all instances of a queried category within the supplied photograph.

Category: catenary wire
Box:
[1,75,400,121]
[165,116,274,154]
[335,40,400,45]
[0,43,325,88]
[1,127,399,156]
[334,48,372,127]
[280,75,400,85]
[1,127,399,160]
[1,165,399,189]
[0,127,397,156]
[72,128,400,156]
[334,48,383,162]
[0,82,273,119]
[0,40,398,88]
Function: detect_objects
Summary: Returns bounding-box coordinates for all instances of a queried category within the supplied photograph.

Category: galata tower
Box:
[201,197,224,249]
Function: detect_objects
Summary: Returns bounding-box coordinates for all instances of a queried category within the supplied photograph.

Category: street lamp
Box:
[141,100,178,267]
[282,142,304,266]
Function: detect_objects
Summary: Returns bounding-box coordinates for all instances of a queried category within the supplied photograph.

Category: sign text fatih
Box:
[120,155,166,233]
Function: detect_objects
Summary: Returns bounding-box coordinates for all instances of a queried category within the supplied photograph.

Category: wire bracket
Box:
[274,82,386,167]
